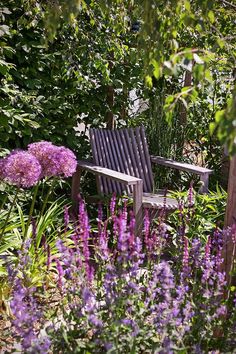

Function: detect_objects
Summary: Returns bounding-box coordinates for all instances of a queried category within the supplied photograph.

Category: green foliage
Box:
[169,187,227,246]
[0,0,143,156]
[42,0,236,153]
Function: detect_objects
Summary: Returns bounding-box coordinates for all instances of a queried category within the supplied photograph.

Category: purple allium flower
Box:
[54,146,77,177]
[28,141,77,178]
[3,151,41,188]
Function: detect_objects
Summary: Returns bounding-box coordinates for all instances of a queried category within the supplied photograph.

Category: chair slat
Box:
[97,129,113,194]
[90,129,103,194]
[119,129,135,194]
[129,128,148,191]
[103,129,122,194]
[90,126,154,195]
[140,126,154,191]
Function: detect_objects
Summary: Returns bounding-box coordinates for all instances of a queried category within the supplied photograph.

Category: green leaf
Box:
[208,10,215,24]
[215,110,225,123]
[145,75,153,88]
[184,0,191,11]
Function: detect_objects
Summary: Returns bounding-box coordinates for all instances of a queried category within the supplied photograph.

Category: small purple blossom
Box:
[3,151,41,188]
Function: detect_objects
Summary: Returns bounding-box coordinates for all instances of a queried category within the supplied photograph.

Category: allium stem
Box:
[0,187,19,243]
[40,177,56,217]
[0,192,8,212]
[24,183,39,239]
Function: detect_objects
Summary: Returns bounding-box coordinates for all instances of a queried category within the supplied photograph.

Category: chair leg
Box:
[71,166,82,209]
[199,173,210,193]
[133,180,143,236]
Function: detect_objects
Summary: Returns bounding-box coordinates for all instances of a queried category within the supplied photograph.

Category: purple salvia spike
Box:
[98,202,103,238]
[188,181,194,208]
[144,209,150,250]
[122,198,128,228]
[46,244,51,270]
[72,232,78,248]
[117,211,127,254]
[56,259,64,290]
[205,236,211,264]
[128,211,135,252]
[98,220,109,261]
[183,236,190,277]
[87,264,94,283]
[64,205,69,233]
[110,193,116,219]
[41,234,46,248]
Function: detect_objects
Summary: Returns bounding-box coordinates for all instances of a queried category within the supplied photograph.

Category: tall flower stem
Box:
[40,178,56,218]
[24,183,39,239]
[0,192,8,212]
[0,187,19,243]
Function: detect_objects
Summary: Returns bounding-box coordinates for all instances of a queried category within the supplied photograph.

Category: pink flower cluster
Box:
[0,142,77,188]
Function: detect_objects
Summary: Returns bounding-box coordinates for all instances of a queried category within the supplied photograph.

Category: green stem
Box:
[24,183,39,239]
[0,193,8,212]
[0,188,19,243]
[40,177,56,218]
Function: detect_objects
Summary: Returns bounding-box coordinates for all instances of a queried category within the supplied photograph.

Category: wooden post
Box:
[71,166,82,210]
[199,173,210,193]
[222,155,236,283]
[133,180,143,236]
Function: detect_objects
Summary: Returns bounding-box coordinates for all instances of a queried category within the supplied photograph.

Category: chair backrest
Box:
[89,126,154,195]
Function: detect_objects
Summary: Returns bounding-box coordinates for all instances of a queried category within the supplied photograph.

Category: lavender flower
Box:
[3,151,41,188]
[11,278,50,353]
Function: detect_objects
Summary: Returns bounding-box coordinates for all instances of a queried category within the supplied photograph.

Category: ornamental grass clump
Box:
[8,197,236,353]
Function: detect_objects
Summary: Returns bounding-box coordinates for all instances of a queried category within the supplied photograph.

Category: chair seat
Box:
[86,190,178,211]
[130,190,178,210]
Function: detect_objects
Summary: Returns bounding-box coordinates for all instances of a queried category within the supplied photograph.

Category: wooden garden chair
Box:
[71,126,213,231]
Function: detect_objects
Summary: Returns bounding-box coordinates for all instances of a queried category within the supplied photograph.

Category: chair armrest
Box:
[150,155,213,176]
[77,160,142,185]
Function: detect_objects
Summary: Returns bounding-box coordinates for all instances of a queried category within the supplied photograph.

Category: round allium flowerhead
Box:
[28,142,59,178]
[28,141,77,178]
[4,151,42,188]
[53,146,77,177]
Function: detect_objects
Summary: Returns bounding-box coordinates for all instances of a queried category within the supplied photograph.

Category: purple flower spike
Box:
[56,259,64,289]
[110,193,116,218]
[0,158,6,180]
[4,151,41,188]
